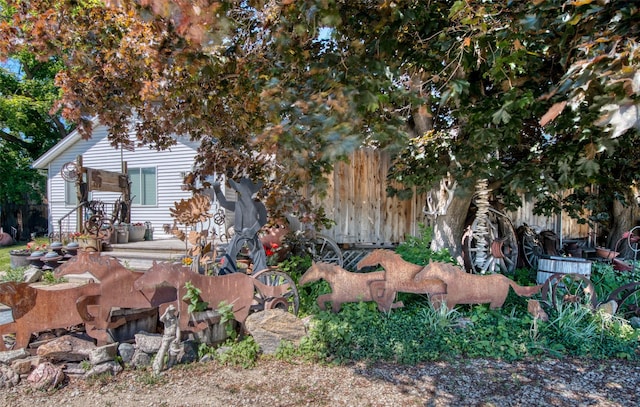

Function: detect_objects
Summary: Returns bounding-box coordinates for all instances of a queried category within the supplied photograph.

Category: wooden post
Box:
[76,155,84,233]
[122,161,130,223]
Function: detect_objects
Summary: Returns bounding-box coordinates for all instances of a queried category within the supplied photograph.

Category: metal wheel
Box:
[309,235,344,267]
[464,208,519,274]
[61,161,79,182]
[541,273,597,310]
[84,215,103,236]
[627,226,640,255]
[251,269,300,315]
[520,226,544,269]
[606,282,640,320]
[97,219,114,242]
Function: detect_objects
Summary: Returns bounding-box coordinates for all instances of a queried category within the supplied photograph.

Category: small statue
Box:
[213,177,268,274]
[153,304,181,375]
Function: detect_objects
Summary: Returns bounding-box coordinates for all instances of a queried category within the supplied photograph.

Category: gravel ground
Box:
[1,357,639,406]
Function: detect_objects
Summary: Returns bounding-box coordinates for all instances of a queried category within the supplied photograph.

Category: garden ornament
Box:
[356,249,447,311]
[54,251,177,345]
[133,261,255,332]
[0,281,100,351]
[415,261,542,309]
[299,262,389,312]
[153,304,181,375]
[213,177,268,274]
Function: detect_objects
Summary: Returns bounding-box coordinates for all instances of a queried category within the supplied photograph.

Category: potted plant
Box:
[9,248,32,269]
[76,234,101,252]
[128,222,146,242]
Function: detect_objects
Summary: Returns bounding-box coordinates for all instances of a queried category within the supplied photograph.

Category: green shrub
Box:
[297,226,639,365]
[395,223,455,265]
[216,336,260,368]
[0,267,25,282]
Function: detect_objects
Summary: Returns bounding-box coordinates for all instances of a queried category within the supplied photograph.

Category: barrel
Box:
[536,256,592,285]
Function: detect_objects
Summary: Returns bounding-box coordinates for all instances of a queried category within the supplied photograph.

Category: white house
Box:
[32,119,204,240]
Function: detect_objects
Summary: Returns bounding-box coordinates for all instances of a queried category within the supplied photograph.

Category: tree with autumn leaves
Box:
[0,0,638,256]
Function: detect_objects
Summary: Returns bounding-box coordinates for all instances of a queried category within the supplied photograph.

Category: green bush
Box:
[395,223,455,265]
[290,226,640,365]
[216,336,260,368]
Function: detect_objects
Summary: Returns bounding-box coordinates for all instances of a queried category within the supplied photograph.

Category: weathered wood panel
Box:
[306,148,592,246]
[306,148,426,245]
[506,197,592,241]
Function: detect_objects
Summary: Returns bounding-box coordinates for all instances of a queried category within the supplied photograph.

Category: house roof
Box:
[32,117,101,169]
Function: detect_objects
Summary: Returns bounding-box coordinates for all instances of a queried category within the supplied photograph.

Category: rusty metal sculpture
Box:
[213,177,268,274]
[168,194,216,273]
[54,251,176,344]
[415,261,542,309]
[356,249,447,311]
[299,262,388,312]
[133,261,255,332]
[0,281,100,351]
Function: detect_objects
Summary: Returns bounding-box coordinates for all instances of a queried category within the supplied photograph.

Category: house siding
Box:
[45,126,201,239]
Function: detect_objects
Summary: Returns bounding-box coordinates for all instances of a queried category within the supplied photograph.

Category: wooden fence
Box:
[306,148,593,246]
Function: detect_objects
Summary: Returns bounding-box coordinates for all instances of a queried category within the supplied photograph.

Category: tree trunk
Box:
[429,184,474,265]
[607,190,640,258]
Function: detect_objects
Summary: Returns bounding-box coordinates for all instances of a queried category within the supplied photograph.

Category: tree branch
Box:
[0,129,32,151]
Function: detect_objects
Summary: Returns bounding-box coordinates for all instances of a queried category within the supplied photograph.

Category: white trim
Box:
[32,117,102,169]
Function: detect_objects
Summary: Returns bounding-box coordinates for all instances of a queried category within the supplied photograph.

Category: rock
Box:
[11,357,40,375]
[134,331,163,353]
[176,340,198,365]
[244,309,307,355]
[84,361,123,379]
[36,335,96,362]
[89,343,119,365]
[27,362,65,391]
[23,266,43,283]
[629,317,640,329]
[63,363,88,376]
[118,342,135,364]
[0,348,30,364]
[597,300,618,316]
[130,349,152,368]
[0,365,20,388]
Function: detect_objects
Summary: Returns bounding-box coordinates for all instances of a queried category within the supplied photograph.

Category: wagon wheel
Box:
[605,282,640,320]
[97,219,114,242]
[83,214,103,236]
[251,268,300,315]
[61,161,80,182]
[463,208,519,274]
[627,226,640,255]
[519,225,544,269]
[541,273,597,310]
[308,235,344,267]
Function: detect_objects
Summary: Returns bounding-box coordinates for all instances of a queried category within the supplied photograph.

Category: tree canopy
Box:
[1,0,638,232]
[0,49,69,204]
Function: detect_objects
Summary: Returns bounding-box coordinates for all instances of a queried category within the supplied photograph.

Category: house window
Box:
[65,180,78,206]
[129,167,157,206]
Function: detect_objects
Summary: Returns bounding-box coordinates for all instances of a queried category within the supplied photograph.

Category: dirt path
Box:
[2,357,639,406]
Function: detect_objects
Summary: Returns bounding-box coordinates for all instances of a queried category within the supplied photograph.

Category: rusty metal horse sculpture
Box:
[133,261,255,333]
[415,261,542,309]
[356,249,447,311]
[299,262,390,312]
[0,281,100,351]
[54,251,176,344]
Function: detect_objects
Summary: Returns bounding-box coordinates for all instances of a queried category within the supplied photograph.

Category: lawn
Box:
[0,238,49,273]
